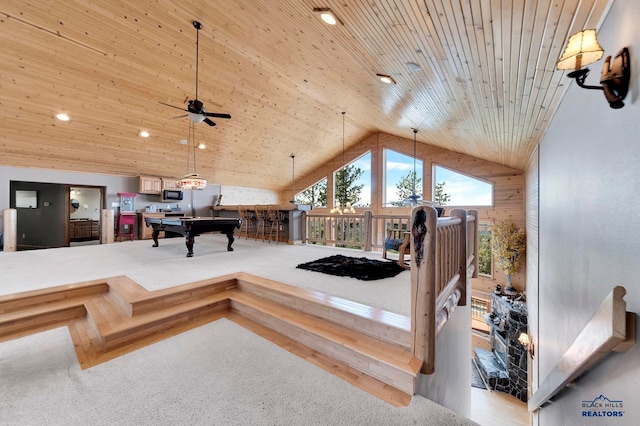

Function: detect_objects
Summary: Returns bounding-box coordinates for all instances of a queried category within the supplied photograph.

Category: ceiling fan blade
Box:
[203,112,231,119]
[203,118,217,126]
[171,114,189,119]
[159,101,187,112]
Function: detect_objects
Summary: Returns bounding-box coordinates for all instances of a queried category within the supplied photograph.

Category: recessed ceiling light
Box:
[56,113,70,121]
[406,62,421,71]
[376,73,397,84]
[197,143,206,149]
[313,8,342,25]
[139,130,150,138]
[179,139,188,145]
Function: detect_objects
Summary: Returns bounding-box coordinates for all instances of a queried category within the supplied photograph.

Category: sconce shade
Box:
[557,29,604,71]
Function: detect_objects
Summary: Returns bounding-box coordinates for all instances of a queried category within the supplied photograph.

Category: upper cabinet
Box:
[161,177,179,190]
[138,176,162,194]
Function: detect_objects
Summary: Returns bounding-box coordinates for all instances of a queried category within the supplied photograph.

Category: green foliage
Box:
[297,179,327,207]
[478,231,492,275]
[335,165,364,206]
[434,181,451,206]
[393,170,422,206]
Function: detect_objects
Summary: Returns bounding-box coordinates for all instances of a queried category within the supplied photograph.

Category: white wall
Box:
[415,303,471,416]
[535,0,640,423]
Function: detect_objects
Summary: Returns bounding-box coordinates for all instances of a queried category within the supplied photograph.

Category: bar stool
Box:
[117,213,136,242]
[266,205,284,244]
[237,206,256,240]
[254,205,268,241]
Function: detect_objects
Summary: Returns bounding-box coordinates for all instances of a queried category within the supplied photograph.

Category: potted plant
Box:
[489,220,526,296]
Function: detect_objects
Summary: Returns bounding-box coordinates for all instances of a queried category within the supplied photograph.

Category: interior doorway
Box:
[69,186,105,247]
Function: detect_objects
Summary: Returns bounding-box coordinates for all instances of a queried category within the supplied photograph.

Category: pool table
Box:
[144,217,241,257]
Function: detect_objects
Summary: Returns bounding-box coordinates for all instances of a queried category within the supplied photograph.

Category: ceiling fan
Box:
[159,21,231,127]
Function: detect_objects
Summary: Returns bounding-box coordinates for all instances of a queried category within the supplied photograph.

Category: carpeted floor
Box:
[0,236,478,425]
[1,318,475,425]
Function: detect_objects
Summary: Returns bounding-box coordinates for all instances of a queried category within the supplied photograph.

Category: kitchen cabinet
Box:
[138,176,162,194]
[161,177,180,190]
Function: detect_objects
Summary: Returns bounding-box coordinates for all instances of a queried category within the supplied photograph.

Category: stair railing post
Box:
[410,205,438,374]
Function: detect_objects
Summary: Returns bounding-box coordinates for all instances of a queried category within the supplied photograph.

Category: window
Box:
[384,149,423,207]
[296,178,327,208]
[433,165,492,206]
[334,152,371,207]
[478,223,492,277]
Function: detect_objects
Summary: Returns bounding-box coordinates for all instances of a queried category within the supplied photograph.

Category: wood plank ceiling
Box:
[0,0,612,191]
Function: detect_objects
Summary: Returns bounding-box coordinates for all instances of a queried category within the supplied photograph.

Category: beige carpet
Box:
[0,236,477,425]
[1,235,411,315]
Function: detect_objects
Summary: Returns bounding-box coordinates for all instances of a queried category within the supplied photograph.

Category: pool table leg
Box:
[151,230,160,247]
[185,235,195,257]
[226,232,235,251]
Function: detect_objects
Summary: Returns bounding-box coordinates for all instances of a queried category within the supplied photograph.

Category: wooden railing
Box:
[302,207,478,375]
[528,286,636,412]
[302,211,411,251]
[411,207,478,374]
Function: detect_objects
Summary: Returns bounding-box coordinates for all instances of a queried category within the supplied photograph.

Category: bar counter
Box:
[210,204,311,244]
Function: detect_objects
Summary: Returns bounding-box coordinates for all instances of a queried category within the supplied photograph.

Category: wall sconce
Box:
[518,331,535,359]
[557,29,630,109]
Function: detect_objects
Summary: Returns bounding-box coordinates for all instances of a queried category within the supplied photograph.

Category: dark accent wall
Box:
[10,181,68,249]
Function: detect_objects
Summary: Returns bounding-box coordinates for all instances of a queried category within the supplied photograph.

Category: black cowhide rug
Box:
[296,254,405,281]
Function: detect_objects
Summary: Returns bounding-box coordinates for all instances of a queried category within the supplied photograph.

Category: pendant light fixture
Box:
[176,120,207,190]
[405,128,422,206]
[331,111,355,215]
[289,153,296,204]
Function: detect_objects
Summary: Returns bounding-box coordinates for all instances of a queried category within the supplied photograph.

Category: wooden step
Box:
[126,274,238,316]
[228,291,421,394]
[0,298,88,342]
[235,272,411,348]
[0,278,108,314]
[86,291,233,350]
[227,312,413,407]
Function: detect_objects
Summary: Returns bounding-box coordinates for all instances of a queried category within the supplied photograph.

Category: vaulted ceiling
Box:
[0,0,612,191]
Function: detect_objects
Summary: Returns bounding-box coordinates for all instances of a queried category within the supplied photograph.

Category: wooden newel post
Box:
[410,205,438,374]
[3,208,17,252]
[363,210,373,251]
[301,211,307,243]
